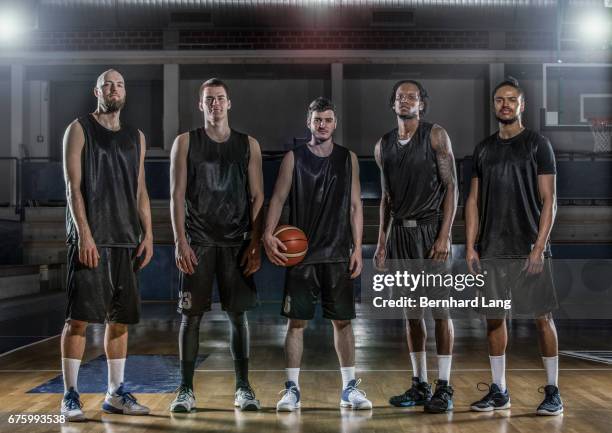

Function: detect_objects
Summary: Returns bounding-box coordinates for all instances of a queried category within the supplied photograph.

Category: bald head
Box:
[94,69,126,113]
[96,69,123,89]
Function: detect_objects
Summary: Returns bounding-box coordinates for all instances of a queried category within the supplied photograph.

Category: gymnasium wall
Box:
[0,62,603,163]
[343,77,488,157]
[179,78,329,151]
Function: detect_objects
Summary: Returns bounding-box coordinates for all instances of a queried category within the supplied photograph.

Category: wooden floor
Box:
[1,303,611,433]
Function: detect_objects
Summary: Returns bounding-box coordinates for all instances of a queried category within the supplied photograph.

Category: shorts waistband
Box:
[392,215,441,227]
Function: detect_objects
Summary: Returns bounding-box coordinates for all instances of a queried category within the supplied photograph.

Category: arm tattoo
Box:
[434,130,457,188]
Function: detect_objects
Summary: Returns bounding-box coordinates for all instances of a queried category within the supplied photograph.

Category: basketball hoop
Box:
[589,117,612,153]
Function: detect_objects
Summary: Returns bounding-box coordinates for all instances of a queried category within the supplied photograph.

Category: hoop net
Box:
[589,117,612,153]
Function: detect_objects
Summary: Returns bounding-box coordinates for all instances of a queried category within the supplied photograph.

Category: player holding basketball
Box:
[263,97,371,411]
[169,78,265,412]
[466,78,562,415]
[375,80,458,413]
[60,69,153,421]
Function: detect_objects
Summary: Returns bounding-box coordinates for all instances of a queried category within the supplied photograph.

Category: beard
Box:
[100,96,126,113]
[496,114,519,125]
[397,111,417,120]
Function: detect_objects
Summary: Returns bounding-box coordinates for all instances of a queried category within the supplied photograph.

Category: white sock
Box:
[107,358,126,394]
[286,367,300,389]
[542,356,559,387]
[62,358,81,393]
[489,355,506,392]
[340,366,355,389]
[437,355,452,382]
[410,351,427,383]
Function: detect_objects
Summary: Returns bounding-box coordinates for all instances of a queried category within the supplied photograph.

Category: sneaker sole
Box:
[424,403,454,413]
[102,403,149,416]
[170,404,194,413]
[234,401,261,411]
[340,400,373,410]
[470,401,511,412]
[389,400,426,408]
[276,402,301,412]
[536,408,563,416]
[63,413,86,422]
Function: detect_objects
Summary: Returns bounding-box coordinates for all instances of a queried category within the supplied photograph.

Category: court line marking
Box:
[2,368,612,373]
[0,336,60,338]
[0,334,60,359]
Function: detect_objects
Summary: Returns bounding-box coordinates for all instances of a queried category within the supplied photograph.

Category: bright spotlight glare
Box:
[0,11,23,41]
[579,13,611,42]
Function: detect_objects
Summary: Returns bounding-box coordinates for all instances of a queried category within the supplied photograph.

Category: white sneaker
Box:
[102,383,149,415]
[234,386,261,411]
[170,385,196,413]
[276,381,301,412]
[60,387,86,422]
[340,379,373,410]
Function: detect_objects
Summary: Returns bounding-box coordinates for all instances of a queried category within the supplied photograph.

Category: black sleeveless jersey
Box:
[289,143,353,264]
[380,122,445,221]
[185,128,251,246]
[471,128,556,258]
[66,114,142,247]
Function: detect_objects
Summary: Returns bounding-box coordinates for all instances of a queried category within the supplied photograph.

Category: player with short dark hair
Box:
[169,78,265,412]
[60,68,153,421]
[263,97,371,412]
[466,78,562,416]
[375,79,458,413]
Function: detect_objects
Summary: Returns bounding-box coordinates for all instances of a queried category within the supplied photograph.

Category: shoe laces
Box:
[116,388,138,407]
[238,387,256,400]
[65,391,83,410]
[279,385,299,400]
[345,378,368,399]
[538,386,560,404]
[175,385,193,401]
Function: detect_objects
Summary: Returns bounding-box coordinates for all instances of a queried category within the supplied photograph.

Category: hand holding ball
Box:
[264,225,308,267]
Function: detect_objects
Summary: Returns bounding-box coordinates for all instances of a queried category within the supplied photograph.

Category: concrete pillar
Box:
[10,64,24,206]
[331,62,344,146]
[489,63,505,134]
[163,64,180,152]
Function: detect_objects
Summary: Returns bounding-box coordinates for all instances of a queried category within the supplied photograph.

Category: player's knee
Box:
[181,313,202,330]
[406,319,425,332]
[331,319,351,330]
[486,319,505,333]
[226,311,247,326]
[535,313,554,330]
[287,319,308,330]
[107,322,128,335]
[65,319,88,334]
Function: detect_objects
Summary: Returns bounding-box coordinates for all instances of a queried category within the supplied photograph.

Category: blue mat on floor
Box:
[28,354,208,394]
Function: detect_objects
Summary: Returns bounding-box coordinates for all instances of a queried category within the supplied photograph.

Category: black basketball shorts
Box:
[177,243,257,315]
[281,261,355,321]
[66,245,141,324]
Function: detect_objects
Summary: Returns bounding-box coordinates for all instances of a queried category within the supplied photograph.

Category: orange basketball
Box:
[273,225,308,267]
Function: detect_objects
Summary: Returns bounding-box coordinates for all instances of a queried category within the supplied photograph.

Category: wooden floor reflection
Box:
[0,302,610,433]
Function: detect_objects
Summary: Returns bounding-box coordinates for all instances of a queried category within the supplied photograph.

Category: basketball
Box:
[273,225,308,266]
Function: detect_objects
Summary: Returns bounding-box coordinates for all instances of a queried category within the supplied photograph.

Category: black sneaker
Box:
[470,383,511,412]
[389,377,432,407]
[424,380,454,413]
[536,385,563,416]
